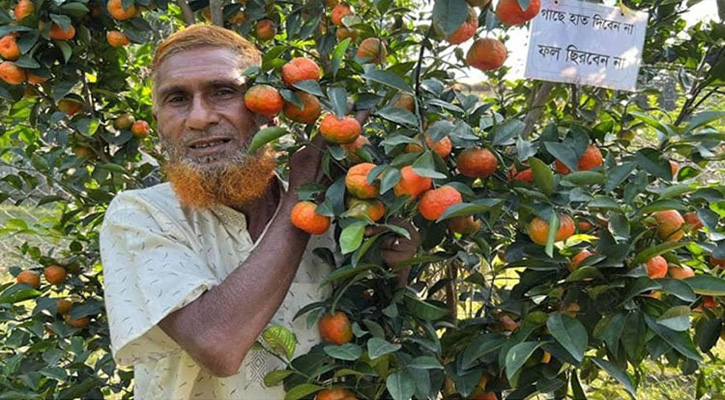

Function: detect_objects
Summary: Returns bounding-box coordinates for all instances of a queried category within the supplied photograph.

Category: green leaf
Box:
[635,199,684,216]
[407,356,443,370]
[264,369,293,387]
[261,325,297,360]
[60,2,89,17]
[632,241,690,265]
[461,334,506,369]
[386,370,416,400]
[327,87,348,118]
[644,314,702,361]
[403,292,449,320]
[658,279,696,302]
[591,357,636,396]
[659,184,697,199]
[292,80,325,97]
[324,343,363,361]
[594,313,627,351]
[566,266,604,282]
[492,119,524,146]
[284,384,323,400]
[505,341,543,384]
[437,199,503,221]
[635,148,673,181]
[340,221,366,254]
[684,275,725,296]
[545,142,578,172]
[605,162,637,192]
[657,306,691,332]
[623,277,662,303]
[376,107,419,127]
[570,370,588,400]
[412,151,447,179]
[0,286,41,304]
[331,38,351,77]
[367,337,401,360]
[432,0,468,36]
[362,69,414,93]
[588,196,621,210]
[547,312,587,362]
[247,127,288,154]
[529,157,554,196]
[683,111,725,133]
[630,111,675,137]
[562,171,605,186]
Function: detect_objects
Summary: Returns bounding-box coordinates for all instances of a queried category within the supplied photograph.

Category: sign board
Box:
[523,0,648,91]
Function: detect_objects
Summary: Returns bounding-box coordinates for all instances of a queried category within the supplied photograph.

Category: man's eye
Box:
[215,88,237,98]
[166,95,186,104]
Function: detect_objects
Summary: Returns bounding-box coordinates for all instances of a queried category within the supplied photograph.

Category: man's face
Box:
[153,47,275,209]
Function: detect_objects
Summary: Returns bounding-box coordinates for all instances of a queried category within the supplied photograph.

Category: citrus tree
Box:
[0,0,723,399]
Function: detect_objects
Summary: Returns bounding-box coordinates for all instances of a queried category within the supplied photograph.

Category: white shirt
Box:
[100,183,333,400]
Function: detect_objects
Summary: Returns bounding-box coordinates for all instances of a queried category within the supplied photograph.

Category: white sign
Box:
[523,0,648,91]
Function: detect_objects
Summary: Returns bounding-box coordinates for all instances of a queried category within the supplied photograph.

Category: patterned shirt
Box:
[100,183,333,400]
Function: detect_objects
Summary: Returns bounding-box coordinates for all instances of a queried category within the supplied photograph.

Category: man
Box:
[100,25,417,400]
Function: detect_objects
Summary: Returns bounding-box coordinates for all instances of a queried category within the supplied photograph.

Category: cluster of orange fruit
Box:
[15,265,89,329]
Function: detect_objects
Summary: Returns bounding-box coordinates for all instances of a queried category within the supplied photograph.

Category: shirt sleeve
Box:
[100,191,217,366]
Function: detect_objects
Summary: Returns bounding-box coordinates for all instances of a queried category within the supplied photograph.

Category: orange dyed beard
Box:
[164,146,276,210]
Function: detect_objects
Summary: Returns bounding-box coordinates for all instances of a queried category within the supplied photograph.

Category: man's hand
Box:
[365,219,421,285]
[287,134,327,194]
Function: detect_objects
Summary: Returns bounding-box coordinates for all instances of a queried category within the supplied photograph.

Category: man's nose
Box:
[185,95,219,130]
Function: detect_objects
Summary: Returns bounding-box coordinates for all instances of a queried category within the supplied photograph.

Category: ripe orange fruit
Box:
[457,148,498,178]
[702,296,717,309]
[58,98,82,116]
[444,6,478,44]
[711,255,725,269]
[281,57,321,86]
[393,165,432,199]
[390,92,415,112]
[316,388,356,400]
[496,0,541,25]
[447,215,482,235]
[107,0,137,20]
[331,2,353,26]
[283,91,321,124]
[466,38,507,72]
[340,135,370,163]
[669,160,678,178]
[27,73,48,85]
[357,37,387,64]
[64,314,90,328]
[107,30,130,47]
[554,145,603,174]
[419,186,463,221]
[497,314,518,331]
[508,164,534,184]
[49,23,76,40]
[56,299,73,315]
[318,311,353,345]
[347,198,385,222]
[114,113,135,130]
[577,220,593,232]
[131,120,151,137]
[646,255,668,279]
[424,134,452,159]
[0,61,25,85]
[0,34,21,60]
[336,27,359,41]
[527,214,575,245]
[570,249,593,271]
[44,265,67,285]
[14,0,35,20]
[320,114,362,144]
[345,163,379,199]
[540,351,552,364]
[652,210,685,242]
[16,270,40,288]
[668,265,695,280]
[683,212,703,232]
[244,84,284,117]
[255,19,276,41]
[290,201,331,235]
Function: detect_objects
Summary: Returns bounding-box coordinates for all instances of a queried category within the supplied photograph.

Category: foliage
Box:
[0,0,724,399]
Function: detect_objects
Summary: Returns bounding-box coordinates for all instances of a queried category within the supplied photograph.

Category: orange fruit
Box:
[16,270,40,288]
[255,19,276,41]
[336,27,359,41]
[444,6,478,44]
[0,61,25,85]
[0,34,21,60]
[473,393,498,400]
[669,160,678,178]
[49,23,76,40]
[331,3,353,26]
[131,120,151,137]
[456,148,498,178]
[290,201,331,235]
[683,212,703,232]
[106,30,130,47]
[562,303,580,318]
[64,314,90,328]
[356,37,387,64]
[540,351,552,364]
[711,255,725,269]
[393,165,432,199]
[320,114,362,144]
[447,215,482,235]
[419,186,463,221]
[652,210,685,242]
[345,163,379,199]
[527,214,575,245]
[56,299,73,315]
[14,0,35,20]
[318,311,353,345]
[58,98,82,116]
[496,0,541,25]
[44,265,67,285]
[554,145,603,174]
[283,91,321,124]
[340,135,370,163]
[347,198,385,222]
[390,92,415,112]
[702,296,717,309]
[425,134,452,159]
[316,388,356,400]
[229,10,247,25]
[497,314,518,331]
[114,113,135,130]
[646,255,668,279]
[577,220,593,232]
[508,164,534,184]
[27,73,48,85]
[107,0,137,20]
[668,265,695,280]
[466,38,507,72]
[570,249,593,271]
[244,84,284,117]
[73,146,93,158]
[281,57,321,86]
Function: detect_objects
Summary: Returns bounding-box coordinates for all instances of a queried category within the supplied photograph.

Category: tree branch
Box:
[521,81,555,139]
[209,0,224,27]
[177,0,195,26]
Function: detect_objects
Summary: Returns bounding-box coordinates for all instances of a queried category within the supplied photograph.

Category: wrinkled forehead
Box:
[152,47,249,92]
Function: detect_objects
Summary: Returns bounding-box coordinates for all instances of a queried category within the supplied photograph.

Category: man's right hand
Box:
[287,134,327,194]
